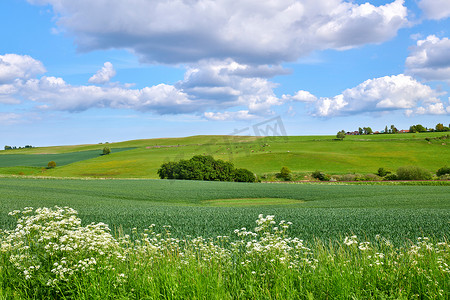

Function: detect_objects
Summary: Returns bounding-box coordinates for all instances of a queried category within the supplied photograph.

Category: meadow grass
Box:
[1,133,448,178]
[0,207,448,299]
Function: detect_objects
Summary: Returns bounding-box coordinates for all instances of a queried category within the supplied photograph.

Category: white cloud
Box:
[0,112,21,125]
[418,0,450,20]
[88,62,116,84]
[204,110,257,121]
[17,76,196,114]
[406,35,450,82]
[0,83,20,104]
[0,54,46,84]
[312,74,446,116]
[179,59,283,114]
[27,0,408,64]
[1,54,284,115]
[414,103,449,115]
[282,90,317,102]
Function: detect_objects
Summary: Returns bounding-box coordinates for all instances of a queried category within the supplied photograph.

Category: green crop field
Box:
[0,132,448,178]
[0,177,448,244]
[0,148,135,168]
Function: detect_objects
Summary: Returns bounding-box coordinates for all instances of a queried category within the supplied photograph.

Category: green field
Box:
[0,147,135,168]
[0,177,448,243]
[0,132,448,178]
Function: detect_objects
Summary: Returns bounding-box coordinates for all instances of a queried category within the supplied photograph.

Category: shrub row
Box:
[157,155,256,182]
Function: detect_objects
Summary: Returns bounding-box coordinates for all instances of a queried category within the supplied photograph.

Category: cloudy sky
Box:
[1,0,449,146]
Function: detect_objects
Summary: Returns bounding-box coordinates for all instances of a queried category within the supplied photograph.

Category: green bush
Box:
[47,161,56,169]
[436,166,450,177]
[396,166,432,181]
[377,167,390,177]
[233,168,256,183]
[102,147,111,155]
[312,170,330,181]
[384,173,398,181]
[157,155,255,182]
[279,166,292,181]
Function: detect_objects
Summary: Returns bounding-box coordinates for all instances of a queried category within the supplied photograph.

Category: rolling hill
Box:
[0,132,448,178]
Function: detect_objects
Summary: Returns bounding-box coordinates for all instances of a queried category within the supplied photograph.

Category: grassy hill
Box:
[0,132,448,178]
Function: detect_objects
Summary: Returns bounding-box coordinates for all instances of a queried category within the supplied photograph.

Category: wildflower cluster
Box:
[1,206,122,287]
[0,207,449,299]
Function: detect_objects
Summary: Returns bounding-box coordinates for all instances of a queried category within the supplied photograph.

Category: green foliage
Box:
[410,124,427,133]
[336,130,346,140]
[363,127,373,134]
[437,166,450,177]
[47,161,56,169]
[312,170,330,181]
[384,173,398,181]
[157,155,255,182]
[377,167,390,177]
[396,166,432,180]
[102,147,111,155]
[279,166,292,181]
[233,168,256,182]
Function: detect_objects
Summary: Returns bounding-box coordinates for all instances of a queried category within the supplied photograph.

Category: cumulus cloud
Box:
[311,74,446,116]
[27,0,408,64]
[406,35,450,82]
[17,76,196,114]
[0,54,45,84]
[282,90,317,102]
[1,54,283,115]
[88,62,116,84]
[418,0,450,20]
[178,59,282,114]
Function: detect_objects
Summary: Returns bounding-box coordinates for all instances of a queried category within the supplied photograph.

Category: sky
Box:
[1,0,450,147]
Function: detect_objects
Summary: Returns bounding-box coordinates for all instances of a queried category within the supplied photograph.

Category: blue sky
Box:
[1,0,449,146]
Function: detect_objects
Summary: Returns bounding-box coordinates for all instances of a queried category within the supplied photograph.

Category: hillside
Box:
[0,133,448,178]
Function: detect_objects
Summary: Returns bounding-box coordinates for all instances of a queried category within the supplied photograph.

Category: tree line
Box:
[4,145,33,150]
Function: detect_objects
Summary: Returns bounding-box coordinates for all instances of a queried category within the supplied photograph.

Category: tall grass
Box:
[1,207,448,299]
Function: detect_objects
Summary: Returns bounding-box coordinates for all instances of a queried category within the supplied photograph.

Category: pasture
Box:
[0,132,448,178]
[0,177,448,243]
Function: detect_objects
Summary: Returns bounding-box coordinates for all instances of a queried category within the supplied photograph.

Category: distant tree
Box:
[358,127,363,135]
[102,147,111,155]
[384,125,388,134]
[336,130,346,140]
[4,145,12,150]
[436,123,444,132]
[409,125,417,133]
[47,161,56,169]
[413,124,427,132]
[363,127,373,135]
[280,166,292,181]
[390,125,398,134]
